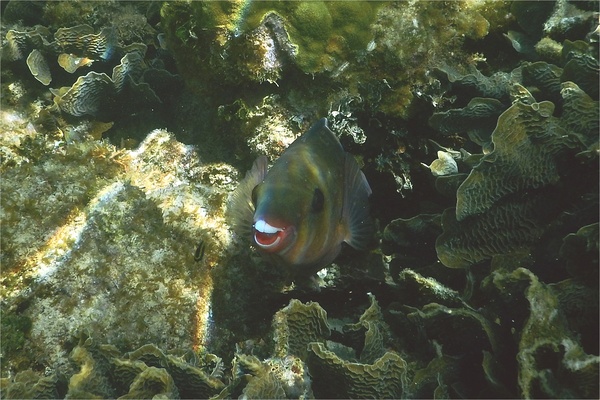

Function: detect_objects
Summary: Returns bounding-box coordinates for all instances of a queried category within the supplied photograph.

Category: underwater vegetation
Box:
[1,0,599,399]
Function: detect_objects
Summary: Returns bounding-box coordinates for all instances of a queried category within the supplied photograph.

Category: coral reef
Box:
[435,86,595,268]
[306,295,407,398]
[308,343,406,398]
[51,51,157,118]
[1,3,181,145]
[2,0,599,399]
[1,122,233,386]
[162,0,388,75]
[428,97,505,147]
[484,268,600,399]
[0,369,58,399]
[26,49,51,85]
[272,299,331,360]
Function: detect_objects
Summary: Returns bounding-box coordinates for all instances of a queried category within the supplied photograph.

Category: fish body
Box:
[228,118,373,279]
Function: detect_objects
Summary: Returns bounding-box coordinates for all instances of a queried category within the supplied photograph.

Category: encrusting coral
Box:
[1,124,233,392]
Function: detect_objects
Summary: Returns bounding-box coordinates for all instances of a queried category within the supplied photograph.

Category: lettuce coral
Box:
[1,370,58,399]
[308,343,407,398]
[272,299,331,359]
[2,1,598,398]
[494,268,600,399]
[454,100,574,221]
[435,81,595,269]
[25,49,51,85]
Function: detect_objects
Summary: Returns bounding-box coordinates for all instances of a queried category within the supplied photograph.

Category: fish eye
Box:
[311,188,324,213]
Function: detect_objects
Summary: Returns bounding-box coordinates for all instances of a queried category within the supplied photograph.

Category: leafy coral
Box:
[2,0,599,398]
[435,91,594,268]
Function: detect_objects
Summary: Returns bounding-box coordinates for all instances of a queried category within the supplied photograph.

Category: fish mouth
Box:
[253,219,288,251]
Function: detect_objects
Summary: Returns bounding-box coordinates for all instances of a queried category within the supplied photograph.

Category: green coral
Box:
[1,3,178,146]
[512,268,599,398]
[272,299,331,359]
[560,81,599,147]
[231,354,311,399]
[437,196,549,269]
[1,370,58,399]
[186,0,383,73]
[119,367,179,399]
[51,52,163,119]
[67,344,115,398]
[26,49,51,85]
[435,90,594,268]
[559,223,599,280]
[343,293,392,364]
[125,344,226,398]
[308,343,407,398]
[429,97,505,147]
[165,353,226,398]
[2,1,599,399]
[304,295,408,398]
[552,279,599,357]
[382,214,443,270]
[227,296,408,399]
[3,337,224,399]
[561,40,599,98]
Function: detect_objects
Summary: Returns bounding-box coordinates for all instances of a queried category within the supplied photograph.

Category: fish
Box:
[227,118,373,280]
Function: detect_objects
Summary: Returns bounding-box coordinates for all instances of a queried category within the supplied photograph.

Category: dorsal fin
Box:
[291,118,343,152]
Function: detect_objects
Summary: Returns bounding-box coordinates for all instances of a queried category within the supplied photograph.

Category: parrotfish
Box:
[228,118,373,280]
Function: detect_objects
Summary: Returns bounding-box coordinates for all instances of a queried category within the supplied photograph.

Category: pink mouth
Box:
[253,219,287,251]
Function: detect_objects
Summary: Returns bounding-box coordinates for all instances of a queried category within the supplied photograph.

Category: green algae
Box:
[0,313,32,369]
[186,0,384,73]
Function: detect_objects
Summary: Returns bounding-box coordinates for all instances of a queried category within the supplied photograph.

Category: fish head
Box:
[251,179,316,254]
